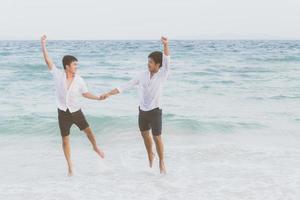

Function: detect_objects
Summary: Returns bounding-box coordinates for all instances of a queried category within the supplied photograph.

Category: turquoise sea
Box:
[0,40,299,200]
[1,40,299,135]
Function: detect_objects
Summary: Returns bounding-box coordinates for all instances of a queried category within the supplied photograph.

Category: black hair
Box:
[148,51,162,68]
[62,55,78,69]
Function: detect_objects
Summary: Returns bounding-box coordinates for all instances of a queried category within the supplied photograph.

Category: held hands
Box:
[98,89,119,101]
[99,93,110,100]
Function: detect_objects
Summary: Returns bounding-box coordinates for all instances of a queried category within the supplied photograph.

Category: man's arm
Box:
[160,37,171,74]
[100,88,120,100]
[100,75,140,100]
[161,36,169,56]
[82,92,102,100]
[41,35,54,70]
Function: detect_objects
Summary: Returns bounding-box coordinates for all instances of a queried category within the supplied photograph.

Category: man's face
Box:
[148,58,160,73]
[66,61,78,74]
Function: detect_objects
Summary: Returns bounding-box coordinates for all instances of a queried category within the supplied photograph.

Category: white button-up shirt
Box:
[117,54,170,111]
[50,65,88,113]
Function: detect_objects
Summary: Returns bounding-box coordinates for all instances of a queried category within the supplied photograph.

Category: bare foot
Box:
[94,147,105,158]
[68,168,73,177]
[149,152,155,168]
[159,161,166,174]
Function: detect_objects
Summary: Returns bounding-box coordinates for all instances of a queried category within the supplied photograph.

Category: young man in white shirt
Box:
[101,37,170,174]
[41,35,105,176]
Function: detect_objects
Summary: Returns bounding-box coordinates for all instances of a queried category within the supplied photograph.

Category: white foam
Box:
[0,131,299,200]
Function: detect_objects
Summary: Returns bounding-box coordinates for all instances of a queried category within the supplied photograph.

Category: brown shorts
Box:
[138,107,162,136]
[58,109,89,137]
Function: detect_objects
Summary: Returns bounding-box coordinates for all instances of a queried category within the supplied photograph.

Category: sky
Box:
[0,0,299,40]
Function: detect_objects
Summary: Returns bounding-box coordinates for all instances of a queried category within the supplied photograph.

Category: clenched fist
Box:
[41,35,47,45]
[161,36,169,45]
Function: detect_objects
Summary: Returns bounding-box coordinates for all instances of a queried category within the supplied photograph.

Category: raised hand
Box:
[41,34,54,70]
[161,36,169,45]
[161,36,170,56]
[41,35,47,46]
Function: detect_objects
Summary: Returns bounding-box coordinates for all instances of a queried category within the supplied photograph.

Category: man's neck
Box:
[150,69,159,76]
[65,71,74,79]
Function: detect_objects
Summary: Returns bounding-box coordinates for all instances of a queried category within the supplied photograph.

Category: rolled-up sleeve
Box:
[160,54,171,79]
[49,64,59,76]
[161,54,170,71]
[117,75,140,93]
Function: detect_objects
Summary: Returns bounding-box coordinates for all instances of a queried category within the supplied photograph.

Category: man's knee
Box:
[141,131,150,137]
[153,135,162,142]
[83,127,92,134]
[62,136,70,145]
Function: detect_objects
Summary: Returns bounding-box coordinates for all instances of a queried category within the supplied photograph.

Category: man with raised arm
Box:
[41,35,105,176]
[101,37,170,174]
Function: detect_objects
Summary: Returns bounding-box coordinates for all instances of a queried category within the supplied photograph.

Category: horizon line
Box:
[0,38,300,41]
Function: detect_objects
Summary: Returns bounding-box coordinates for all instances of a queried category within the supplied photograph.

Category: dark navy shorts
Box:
[58,109,89,137]
[138,107,162,136]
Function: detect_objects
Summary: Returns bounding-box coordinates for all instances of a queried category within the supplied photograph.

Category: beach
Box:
[0,40,299,199]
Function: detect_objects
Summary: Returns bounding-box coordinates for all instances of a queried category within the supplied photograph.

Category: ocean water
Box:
[0,40,300,200]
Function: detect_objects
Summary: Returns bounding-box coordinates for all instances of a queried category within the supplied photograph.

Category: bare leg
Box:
[83,127,105,158]
[141,131,155,168]
[153,135,166,174]
[62,136,73,176]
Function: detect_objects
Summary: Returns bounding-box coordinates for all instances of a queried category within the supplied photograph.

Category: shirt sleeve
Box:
[49,64,60,77]
[80,78,89,94]
[162,54,170,69]
[160,54,171,79]
[117,74,140,93]
[161,54,170,72]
